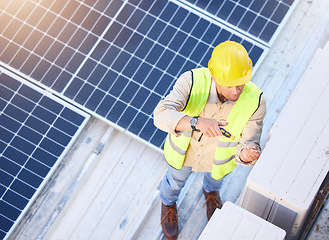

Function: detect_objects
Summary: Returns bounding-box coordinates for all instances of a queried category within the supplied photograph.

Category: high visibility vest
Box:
[164,68,262,180]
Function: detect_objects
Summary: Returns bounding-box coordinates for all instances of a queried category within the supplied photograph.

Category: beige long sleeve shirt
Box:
[154,70,266,172]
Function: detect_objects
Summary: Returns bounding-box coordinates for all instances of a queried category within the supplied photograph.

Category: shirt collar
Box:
[208,81,235,105]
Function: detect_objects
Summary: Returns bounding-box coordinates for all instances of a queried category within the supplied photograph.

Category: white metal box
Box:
[199,201,286,240]
[240,42,329,239]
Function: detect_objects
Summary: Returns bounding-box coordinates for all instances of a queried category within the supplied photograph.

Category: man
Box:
[153,41,266,239]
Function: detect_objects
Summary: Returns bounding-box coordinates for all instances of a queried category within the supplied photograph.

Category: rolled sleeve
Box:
[235,94,266,165]
[153,71,192,135]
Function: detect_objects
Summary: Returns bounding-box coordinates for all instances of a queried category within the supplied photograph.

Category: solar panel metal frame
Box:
[0,66,90,240]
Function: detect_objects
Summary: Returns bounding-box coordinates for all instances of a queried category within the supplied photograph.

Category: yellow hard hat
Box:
[208,41,252,86]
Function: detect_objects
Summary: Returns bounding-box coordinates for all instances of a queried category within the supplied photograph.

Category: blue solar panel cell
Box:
[112,51,131,72]
[139,15,156,36]
[25,116,48,135]
[0,115,21,133]
[99,70,118,91]
[139,0,154,11]
[261,1,279,18]
[139,118,156,141]
[96,95,116,117]
[102,45,121,66]
[0,169,13,186]
[249,46,264,64]
[107,100,126,122]
[115,27,134,48]
[157,50,176,70]
[190,42,209,63]
[181,13,199,33]
[75,83,95,106]
[109,75,129,97]
[88,65,108,86]
[238,11,256,32]
[82,10,101,31]
[3,189,28,211]
[18,169,43,189]
[134,37,153,59]
[125,32,143,54]
[129,112,148,135]
[217,1,235,20]
[40,138,64,157]
[123,56,142,78]
[0,201,20,221]
[260,21,278,43]
[120,81,139,103]
[131,87,150,109]
[85,89,106,111]
[31,60,51,81]
[117,4,135,24]
[0,157,20,177]
[180,37,198,58]
[228,5,245,26]
[238,0,251,8]
[18,127,43,145]
[72,5,90,26]
[249,15,267,38]
[52,71,72,93]
[149,20,167,41]
[11,49,29,70]
[170,7,188,28]
[283,0,294,6]
[12,136,35,155]
[32,148,56,167]
[154,74,174,95]
[4,146,28,166]
[0,127,14,143]
[117,106,138,129]
[68,52,85,73]
[159,2,178,22]
[250,0,266,12]
[1,43,19,64]
[144,68,163,90]
[150,0,167,16]
[11,179,35,199]
[105,0,124,18]
[25,158,50,178]
[272,3,290,24]
[145,44,165,65]
[142,93,161,115]
[150,128,167,148]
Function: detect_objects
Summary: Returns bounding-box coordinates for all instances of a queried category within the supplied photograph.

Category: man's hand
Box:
[196,118,228,137]
[239,144,261,163]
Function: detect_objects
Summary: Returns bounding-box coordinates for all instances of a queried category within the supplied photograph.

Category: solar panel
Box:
[183,0,296,44]
[0,67,90,239]
[0,0,269,151]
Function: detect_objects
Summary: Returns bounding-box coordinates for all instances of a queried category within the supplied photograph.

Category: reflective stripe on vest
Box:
[164,68,212,169]
[163,68,262,179]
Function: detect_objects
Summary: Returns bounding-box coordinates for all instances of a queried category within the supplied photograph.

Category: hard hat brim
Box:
[211,68,252,86]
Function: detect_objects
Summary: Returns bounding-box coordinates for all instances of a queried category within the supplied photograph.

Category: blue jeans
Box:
[160,166,228,206]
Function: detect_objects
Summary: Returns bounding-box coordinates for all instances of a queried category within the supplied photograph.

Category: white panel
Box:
[199,202,286,240]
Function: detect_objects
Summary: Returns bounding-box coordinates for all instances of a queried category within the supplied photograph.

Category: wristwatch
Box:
[190,116,199,131]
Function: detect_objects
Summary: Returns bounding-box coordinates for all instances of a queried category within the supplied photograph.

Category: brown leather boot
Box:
[161,203,178,239]
[203,189,223,220]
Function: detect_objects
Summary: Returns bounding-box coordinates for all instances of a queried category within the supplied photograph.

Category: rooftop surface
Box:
[2,0,329,239]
